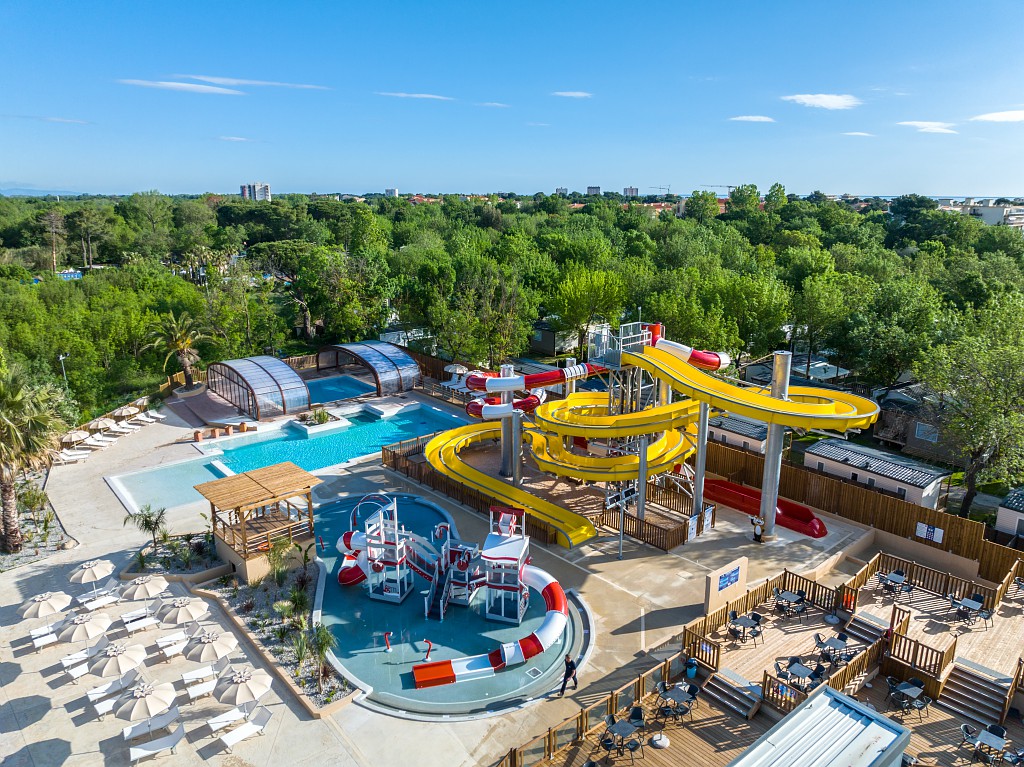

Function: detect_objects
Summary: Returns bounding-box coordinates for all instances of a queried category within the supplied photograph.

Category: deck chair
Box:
[218,707,272,753]
[122,705,180,742]
[129,722,185,764]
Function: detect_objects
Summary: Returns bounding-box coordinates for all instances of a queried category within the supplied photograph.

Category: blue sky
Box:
[2,2,1023,196]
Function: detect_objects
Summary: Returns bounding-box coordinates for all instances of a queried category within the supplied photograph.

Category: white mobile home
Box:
[708,414,770,454]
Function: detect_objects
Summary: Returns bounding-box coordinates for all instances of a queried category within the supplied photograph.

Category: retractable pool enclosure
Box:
[316,341,421,395]
[207,356,311,420]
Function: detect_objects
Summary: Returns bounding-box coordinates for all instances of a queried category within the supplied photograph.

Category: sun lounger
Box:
[75,578,119,605]
[108,424,136,435]
[181,656,229,686]
[146,410,167,420]
[90,434,119,444]
[155,623,201,650]
[54,450,90,464]
[33,633,59,652]
[186,678,217,704]
[123,615,159,636]
[82,594,119,612]
[79,437,111,449]
[87,668,140,704]
[122,704,180,743]
[206,700,258,735]
[66,662,90,684]
[132,413,157,424]
[129,722,185,764]
[61,636,110,669]
[121,598,165,624]
[218,707,272,753]
[30,617,68,639]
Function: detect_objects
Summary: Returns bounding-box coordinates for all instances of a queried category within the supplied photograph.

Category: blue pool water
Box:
[317,494,578,716]
[109,405,465,512]
[307,374,375,404]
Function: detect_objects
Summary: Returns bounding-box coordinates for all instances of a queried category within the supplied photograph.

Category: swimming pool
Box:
[317,494,581,717]
[108,405,466,513]
[307,374,375,404]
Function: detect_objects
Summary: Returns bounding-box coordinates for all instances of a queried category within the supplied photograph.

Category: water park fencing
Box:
[380,434,561,546]
[494,650,690,767]
[703,441,1022,584]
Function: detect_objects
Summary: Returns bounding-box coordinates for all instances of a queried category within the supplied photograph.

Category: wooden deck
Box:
[706,601,871,684]
[857,578,1024,676]
[215,509,313,558]
[541,694,774,767]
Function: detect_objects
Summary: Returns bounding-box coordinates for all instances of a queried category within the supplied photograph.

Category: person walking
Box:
[559,654,578,696]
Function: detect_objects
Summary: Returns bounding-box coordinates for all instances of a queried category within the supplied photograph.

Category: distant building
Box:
[240,183,271,202]
[743,354,850,386]
[995,488,1024,539]
[384,188,399,198]
[803,437,950,509]
[939,198,1024,232]
[586,186,601,196]
[708,414,772,454]
[623,186,638,198]
[555,187,568,196]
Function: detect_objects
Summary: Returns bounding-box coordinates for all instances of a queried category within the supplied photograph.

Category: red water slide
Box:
[702,479,827,539]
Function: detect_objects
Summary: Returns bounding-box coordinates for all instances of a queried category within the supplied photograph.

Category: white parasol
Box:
[18,591,72,620]
[214,666,273,705]
[111,405,140,419]
[61,430,90,445]
[443,363,469,374]
[86,417,116,432]
[119,575,169,601]
[114,682,176,722]
[160,597,208,625]
[58,612,111,644]
[89,643,148,678]
[184,630,238,663]
[69,559,115,597]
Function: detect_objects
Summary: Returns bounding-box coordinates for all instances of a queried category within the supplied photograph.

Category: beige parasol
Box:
[18,591,72,620]
[114,682,176,722]
[160,597,208,625]
[119,575,169,601]
[86,417,116,432]
[69,558,115,597]
[61,430,90,445]
[111,405,140,419]
[58,612,111,644]
[214,666,273,705]
[184,630,238,664]
[89,643,148,678]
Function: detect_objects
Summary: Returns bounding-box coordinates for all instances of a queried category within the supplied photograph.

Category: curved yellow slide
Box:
[424,423,598,548]
[623,346,879,432]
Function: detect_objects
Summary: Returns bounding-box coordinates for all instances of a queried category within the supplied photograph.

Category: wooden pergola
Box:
[195,462,323,559]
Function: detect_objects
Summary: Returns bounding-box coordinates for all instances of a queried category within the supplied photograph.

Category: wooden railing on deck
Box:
[683,627,720,671]
[888,633,954,677]
[877,553,998,609]
[761,671,807,715]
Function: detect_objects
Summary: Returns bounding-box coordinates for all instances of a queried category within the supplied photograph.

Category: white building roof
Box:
[805,438,950,488]
[727,687,909,767]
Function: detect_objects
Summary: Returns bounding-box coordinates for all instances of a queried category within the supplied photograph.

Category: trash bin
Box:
[685,658,698,679]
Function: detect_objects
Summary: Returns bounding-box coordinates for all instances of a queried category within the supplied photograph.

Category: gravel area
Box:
[209,566,347,707]
[128,531,224,575]
[0,476,74,573]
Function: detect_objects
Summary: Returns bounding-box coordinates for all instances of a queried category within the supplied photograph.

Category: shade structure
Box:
[90,643,148,677]
[86,417,116,431]
[58,612,111,643]
[112,405,140,418]
[215,666,273,705]
[184,630,238,663]
[444,363,469,374]
[120,575,169,601]
[19,591,72,620]
[70,559,115,597]
[114,682,176,722]
[206,356,310,421]
[61,430,90,445]
[160,597,208,625]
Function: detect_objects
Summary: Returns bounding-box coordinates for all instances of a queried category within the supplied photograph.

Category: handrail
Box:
[761,670,807,715]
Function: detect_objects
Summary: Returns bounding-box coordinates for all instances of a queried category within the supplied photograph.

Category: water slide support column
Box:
[759,351,792,541]
[636,434,648,522]
[499,363,514,478]
[564,358,576,395]
[511,409,523,488]
[693,402,709,516]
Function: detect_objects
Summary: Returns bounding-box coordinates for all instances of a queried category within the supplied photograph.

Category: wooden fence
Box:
[704,442,1021,583]
[888,633,955,678]
[683,627,720,671]
[826,637,887,695]
[381,436,560,546]
[877,552,998,609]
[761,671,807,715]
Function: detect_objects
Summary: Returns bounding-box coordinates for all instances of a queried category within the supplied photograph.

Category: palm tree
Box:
[123,504,168,551]
[310,622,338,692]
[145,310,211,388]
[0,367,66,553]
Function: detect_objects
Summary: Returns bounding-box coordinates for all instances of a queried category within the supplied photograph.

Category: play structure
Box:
[336,499,569,689]
[425,321,879,549]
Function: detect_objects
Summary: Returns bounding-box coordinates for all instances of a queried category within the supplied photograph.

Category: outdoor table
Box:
[822,637,847,651]
[788,662,813,679]
[662,686,695,707]
[975,729,1007,758]
[895,682,923,700]
[886,573,907,585]
[959,598,983,624]
[732,615,758,641]
[607,719,638,752]
[778,591,802,604]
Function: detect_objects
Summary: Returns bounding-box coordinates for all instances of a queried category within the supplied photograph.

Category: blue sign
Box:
[718,566,741,592]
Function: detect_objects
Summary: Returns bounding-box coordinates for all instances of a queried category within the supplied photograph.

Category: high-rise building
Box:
[624,186,639,198]
[586,186,601,196]
[240,182,271,202]
[555,187,568,196]
[384,188,399,197]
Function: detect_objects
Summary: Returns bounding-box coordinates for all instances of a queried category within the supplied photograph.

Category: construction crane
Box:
[700,184,737,193]
[648,185,671,195]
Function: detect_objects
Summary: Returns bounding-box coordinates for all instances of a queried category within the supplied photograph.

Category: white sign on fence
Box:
[915,521,944,544]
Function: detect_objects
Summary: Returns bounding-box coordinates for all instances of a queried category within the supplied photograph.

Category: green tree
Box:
[683,191,720,225]
[123,504,168,552]
[915,296,1024,516]
[0,367,66,553]
[726,184,760,214]
[145,310,211,388]
[763,183,788,214]
[549,263,626,355]
[310,622,339,692]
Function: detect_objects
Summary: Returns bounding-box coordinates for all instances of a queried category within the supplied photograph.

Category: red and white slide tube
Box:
[644,323,730,370]
[411,565,568,688]
[336,530,370,586]
[465,390,546,419]
[464,363,605,393]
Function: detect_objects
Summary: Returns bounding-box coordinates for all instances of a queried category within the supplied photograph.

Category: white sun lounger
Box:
[155,622,201,650]
[54,449,90,464]
[108,424,136,435]
[33,633,59,652]
[121,597,165,624]
[146,410,167,420]
[123,615,159,636]
[186,678,217,704]
[75,578,120,605]
[218,707,272,753]
[122,704,180,743]
[79,436,111,449]
[87,668,140,704]
[182,656,229,686]
[61,636,110,669]
[129,721,185,764]
[30,617,68,639]
[90,434,119,444]
[66,662,90,684]
[82,594,120,612]
[132,413,157,424]
[206,700,258,735]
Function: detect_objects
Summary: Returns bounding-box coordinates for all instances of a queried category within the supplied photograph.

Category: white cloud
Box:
[782,93,862,109]
[179,75,328,90]
[842,131,874,137]
[44,116,89,124]
[118,79,244,95]
[897,120,957,134]
[219,136,253,142]
[526,122,550,127]
[478,102,510,108]
[552,91,592,99]
[729,115,775,122]
[376,92,454,100]
[970,110,1024,123]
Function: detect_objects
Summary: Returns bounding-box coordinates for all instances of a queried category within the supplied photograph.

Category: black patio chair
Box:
[820,649,838,668]
[837,632,849,643]
[971,592,986,604]
[795,589,807,603]
[810,663,826,681]
[882,581,898,596]
[728,626,742,642]
[791,602,808,622]
[959,723,978,750]
[657,701,679,723]
[977,607,994,628]
[684,683,700,708]
[625,738,644,764]
[945,593,961,616]
[788,656,802,668]
[814,632,827,649]
[900,583,915,601]
[987,724,1007,738]
[910,695,932,720]
[907,677,925,689]
[774,661,791,681]
[892,569,906,578]
[599,735,617,764]
[748,624,763,646]
[728,609,739,624]
[628,705,645,733]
